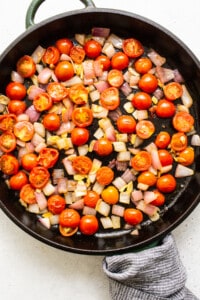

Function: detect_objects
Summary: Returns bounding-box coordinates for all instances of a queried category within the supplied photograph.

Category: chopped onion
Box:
[31,45,46,63]
[42,182,56,196]
[11,71,24,83]
[95,199,110,217]
[27,203,40,214]
[92,27,110,38]
[119,192,130,204]
[100,217,113,229]
[112,177,127,190]
[144,191,156,204]
[75,33,85,45]
[175,164,194,178]
[181,84,193,108]
[34,122,45,137]
[25,105,40,123]
[102,42,116,58]
[38,217,51,229]
[117,151,131,162]
[191,134,200,146]
[82,206,96,216]
[147,49,166,66]
[69,199,84,210]
[35,191,47,210]
[107,33,123,49]
[111,215,121,229]
[37,67,53,84]
[112,204,125,217]
[136,200,158,217]
[57,178,68,194]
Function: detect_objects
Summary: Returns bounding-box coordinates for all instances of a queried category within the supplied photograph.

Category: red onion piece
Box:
[25,105,40,123]
[92,27,110,38]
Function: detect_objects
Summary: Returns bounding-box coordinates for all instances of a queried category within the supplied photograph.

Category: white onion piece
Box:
[35,191,47,210]
[112,204,125,217]
[31,133,45,146]
[181,84,193,108]
[90,89,100,102]
[11,71,24,83]
[25,105,40,123]
[151,149,162,170]
[112,177,127,190]
[62,75,83,87]
[69,199,84,210]
[37,68,53,84]
[100,217,113,229]
[119,192,130,204]
[147,49,166,66]
[38,217,51,229]
[102,42,116,58]
[34,142,47,153]
[27,85,45,100]
[191,134,200,146]
[27,203,40,214]
[117,151,131,162]
[94,80,109,92]
[131,189,143,204]
[75,33,85,45]
[42,182,56,196]
[95,199,110,217]
[144,191,156,204]
[136,200,158,217]
[34,122,45,137]
[111,216,121,229]
[16,113,29,122]
[107,33,123,49]
[57,178,68,194]
[62,157,76,175]
[31,45,46,64]
[82,206,96,216]
[175,164,194,178]
[49,214,59,225]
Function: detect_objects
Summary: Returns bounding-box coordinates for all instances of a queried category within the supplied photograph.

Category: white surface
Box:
[0,1,200,299]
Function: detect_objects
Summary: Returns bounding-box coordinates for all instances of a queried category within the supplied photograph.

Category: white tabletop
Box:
[0,1,200,299]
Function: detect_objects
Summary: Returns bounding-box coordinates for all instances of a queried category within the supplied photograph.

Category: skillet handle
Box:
[25,0,95,28]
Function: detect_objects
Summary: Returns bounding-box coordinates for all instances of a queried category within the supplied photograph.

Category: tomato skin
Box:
[138,73,158,93]
[84,39,102,58]
[9,171,28,190]
[170,132,188,152]
[117,115,136,134]
[122,38,144,58]
[132,92,152,110]
[38,147,59,169]
[55,38,73,55]
[20,183,36,204]
[72,107,93,128]
[29,166,50,189]
[151,189,165,206]
[100,87,120,110]
[6,82,26,100]
[95,55,111,71]
[101,186,119,205]
[16,55,36,78]
[96,166,114,186]
[155,99,176,118]
[94,138,113,156]
[59,208,80,228]
[0,114,17,132]
[0,131,16,153]
[107,69,124,87]
[155,131,171,149]
[42,46,60,65]
[42,113,61,131]
[172,111,194,133]
[54,60,74,81]
[137,171,157,186]
[176,147,194,166]
[8,100,27,115]
[14,121,34,142]
[164,82,183,101]
[21,153,38,171]
[158,149,173,166]
[124,208,143,225]
[83,190,100,208]
[111,51,129,70]
[72,155,93,175]
[47,82,68,102]
[33,92,53,112]
[47,195,66,215]
[59,225,78,237]
[71,127,89,146]
[134,57,152,74]
[70,45,85,64]
[136,120,155,139]
[79,215,99,235]
[156,174,176,193]
[131,151,152,171]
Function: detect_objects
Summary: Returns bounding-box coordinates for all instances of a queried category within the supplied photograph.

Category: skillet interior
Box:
[0,7,200,254]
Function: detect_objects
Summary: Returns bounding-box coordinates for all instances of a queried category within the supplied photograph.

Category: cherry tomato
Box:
[55,38,73,55]
[72,155,93,175]
[83,190,100,208]
[96,166,114,186]
[46,82,68,102]
[6,82,26,100]
[84,39,102,58]
[38,147,59,169]
[156,174,176,193]
[71,127,89,146]
[176,147,194,166]
[136,120,155,139]
[137,171,157,186]
[124,208,143,225]
[132,92,152,110]
[155,131,171,149]
[59,208,80,228]
[42,113,61,131]
[155,99,176,118]
[14,121,34,142]
[158,149,173,166]
[100,87,120,110]
[79,215,99,235]
[172,111,194,133]
[122,38,144,58]
[19,184,36,204]
[47,194,66,215]
[107,69,124,87]
[16,55,36,78]
[33,92,53,112]
[54,60,74,81]
[131,151,152,171]
[134,57,153,74]
[8,100,27,115]
[42,46,60,65]
[68,83,88,105]
[101,186,119,204]
[0,131,16,153]
[21,153,38,171]
[94,138,113,156]
[9,171,28,190]
[111,51,129,70]
[95,55,111,71]
[70,45,85,64]
[0,114,16,132]
[0,154,19,175]
[170,132,188,152]
[138,73,158,93]
[29,166,50,189]
[151,189,165,206]
[163,82,183,101]
[117,115,136,133]
[59,225,78,237]
[72,107,93,128]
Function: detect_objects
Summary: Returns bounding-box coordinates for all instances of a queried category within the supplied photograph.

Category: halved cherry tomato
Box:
[42,113,61,131]
[8,100,27,115]
[19,183,36,204]
[14,121,34,142]
[59,208,80,228]
[138,73,158,93]
[155,131,171,149]
[122,38,144,58]
[0,114,16,132]
[107,69,124,87]
[131,151,152,171]
[79,215,99,235]
[21,153,38,171]
[71,127,89,146]
[72,155,93,175]
[155,99,176,118]
[0,154,19,175]
[124,208,143,225]
[95,55,111,71]
[172,111,194,133]
[54,60,74,81]
[9,171,28,190]
[29,166,50,189]
[151,189,165,206]
[33,92,53,112]
[0,131,16,153]
[83,190,100,208]
[6,82,26,100]
[68,83,88,105]
[96,166,114,186]
[59,225,78,237]
[156,174,176,193]
[84,39,102,58]
[158,149,173,166]
[170,132,188,152]
[132,92,152,110]
[47,194,66,215]
[55,38,73,55]
[38,147,59,169]
[176,146,194,166]
[111,51,129,70]
[117,115,136,133]
[137,171,157,186]
[46,82,68,102]
[136,120,155,139]
[16,55,36,78]
[42,46,60,65]
[72,107,93,127]
[100,87,120,110]
[70,45,85,64]
[164,82,183,101]
[101,186,119,204]
[134,57,153,74]
[94,137,113,156]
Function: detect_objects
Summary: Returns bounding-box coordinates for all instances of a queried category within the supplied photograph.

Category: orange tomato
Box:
[164,82,183,100]
[83,190,100,208]
[59,208,80,228]
[156,174,176,193]
[94,138,113,156]
[72,107,93,128]
[29,166,50,189]
[96,166,114,185]
[68,83,88,105]
[101,186,119,204]
[170,132,188,152]
[137,171,157,186]
[107,69,124,87]
[21,153,38,171]
[155,131,171,149]
[72,155,93,175]
[16,55,36,78]
[9,171,28,190]
[124,208,143,225]
[136,120,155,139]
[42,113,61,131]
[131,151,152,171]
[176,147,195,166]
[172,111,194,133]
[79,215,99,235]
[134,57,152,74]
[47,195,66,215]
[20,184,36,204]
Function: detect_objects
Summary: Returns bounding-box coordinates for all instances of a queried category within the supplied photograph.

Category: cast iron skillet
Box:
[0,0,200,254]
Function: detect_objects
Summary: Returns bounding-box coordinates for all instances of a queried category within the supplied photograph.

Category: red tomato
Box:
[155,99,176,118]
[156,174,176,193]
[131,151,152,171]
[134,57,153,74]
[72,107,93,127]
[79,215,99,235]
[138,73,158,93]
[14,121,34,142]
[151,190,165,206]
[55,38,73,55]
[137,171,157,186]
[84,39,102,58]
[70,45,85,64]
[111,51,129,70]
[163,82,183,101]
[107,69,124,87]
[95,55,111,71]
[83,190,100,208]
[136,120,155,139]
[47,195,66,215]
[158,149,173,166]
[33,92,53,112]
[0,154,19,175]
[0,114,16,132]
[9,171,28,190]
[68,83,88,105]
[16,55,36,78]
[155,131,171,149]
[71,127,89,146]
[42,46,60,65]
[172,111,194,133]
[132,92,152,110]
[21,153,38,171]
[96,166,114,186]
[176,147,194,166]
[47,82,68,102]
[100,87,120,110]
[38,147,59,169]
[6,82,26,100]
[59,208,80,228]
[122,38,144,58]
[42,113,61,131]
[94,137,113,156]
[54,60,74,81]
[8,100,27,115]
[117,115,136,133]
[19,184,36,204]
[170,132,188,152]
[29,166,50,189]
[72,155,93,175]
[124,208,143,225]
[0,131,16,153]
